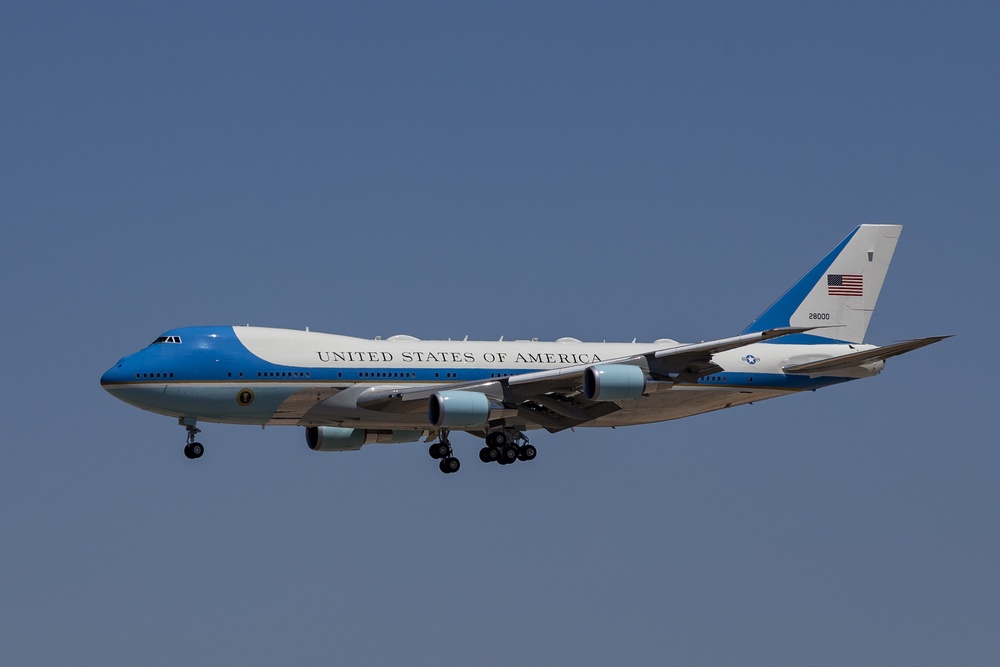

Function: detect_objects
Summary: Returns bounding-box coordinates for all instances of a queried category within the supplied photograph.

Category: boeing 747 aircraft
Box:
[101,225,945,473]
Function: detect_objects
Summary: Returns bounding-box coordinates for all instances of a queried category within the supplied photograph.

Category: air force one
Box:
[101,225,946,473]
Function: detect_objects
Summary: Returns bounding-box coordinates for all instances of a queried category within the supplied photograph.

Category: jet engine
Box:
[306,426,424,452]
[428,390,492,428]
[582,364,646,401]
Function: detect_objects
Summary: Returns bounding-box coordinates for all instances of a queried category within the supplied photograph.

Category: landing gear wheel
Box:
[518,444,537,461]
[430,430,459,473]
[498,445,518,465]
[486,431,509,448]
[182,423,204,459]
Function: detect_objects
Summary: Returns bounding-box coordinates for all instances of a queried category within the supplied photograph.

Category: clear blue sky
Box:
[2,2,997,665]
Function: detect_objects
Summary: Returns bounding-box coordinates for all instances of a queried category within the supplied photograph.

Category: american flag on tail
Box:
[828,274,863,296]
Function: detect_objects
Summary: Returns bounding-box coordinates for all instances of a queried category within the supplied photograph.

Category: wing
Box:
[356,326,817,431]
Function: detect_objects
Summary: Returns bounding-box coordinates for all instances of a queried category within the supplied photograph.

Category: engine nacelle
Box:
[306,426,423,452]
[582,364,646,401]
[428,390,492,428]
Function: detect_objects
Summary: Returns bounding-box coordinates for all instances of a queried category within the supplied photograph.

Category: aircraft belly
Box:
[123,381,802,431]
[286,384,798,430]
[294,385,430,429]
[106,383,300,425]
[587,385,794,427]
[267,387,343,425]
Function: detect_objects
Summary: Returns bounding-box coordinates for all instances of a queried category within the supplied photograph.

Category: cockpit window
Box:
[151,336,182,345]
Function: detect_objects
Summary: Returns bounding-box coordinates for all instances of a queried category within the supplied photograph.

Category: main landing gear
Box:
[183,423,204,460]
[479,430,536,466]
[428,430,460,474]
[428,429,537,474]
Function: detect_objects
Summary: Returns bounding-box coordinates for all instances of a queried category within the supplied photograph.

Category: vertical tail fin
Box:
[741,225,902,344]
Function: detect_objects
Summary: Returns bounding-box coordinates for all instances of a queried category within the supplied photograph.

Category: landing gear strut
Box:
[480,430,535,466]
[183,423,204,460]
[428,429,460,474]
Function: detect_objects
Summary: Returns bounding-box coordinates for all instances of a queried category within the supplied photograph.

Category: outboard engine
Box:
[428,391,493,428]
[582,364,646,401]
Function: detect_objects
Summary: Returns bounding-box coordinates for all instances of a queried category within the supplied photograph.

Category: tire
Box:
[189,442,204,459]
[486,432,508,448]
[519,444,537,461]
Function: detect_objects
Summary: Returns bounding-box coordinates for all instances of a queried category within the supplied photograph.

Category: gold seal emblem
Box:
[237,388,255,406]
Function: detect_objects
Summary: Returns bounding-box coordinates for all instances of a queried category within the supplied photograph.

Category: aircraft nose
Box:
[101,361,127,390]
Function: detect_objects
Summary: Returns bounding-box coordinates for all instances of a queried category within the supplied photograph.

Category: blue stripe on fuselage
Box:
[692,371,851,391]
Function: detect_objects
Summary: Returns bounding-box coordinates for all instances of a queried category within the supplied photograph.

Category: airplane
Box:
[100,224,946,474]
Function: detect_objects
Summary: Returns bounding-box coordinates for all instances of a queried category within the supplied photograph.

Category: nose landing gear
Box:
[182,422,204,460]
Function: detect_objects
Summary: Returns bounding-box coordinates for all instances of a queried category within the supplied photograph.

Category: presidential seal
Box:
[236,388,255,407]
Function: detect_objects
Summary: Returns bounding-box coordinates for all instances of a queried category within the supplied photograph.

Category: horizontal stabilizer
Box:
[783,335,950,375]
